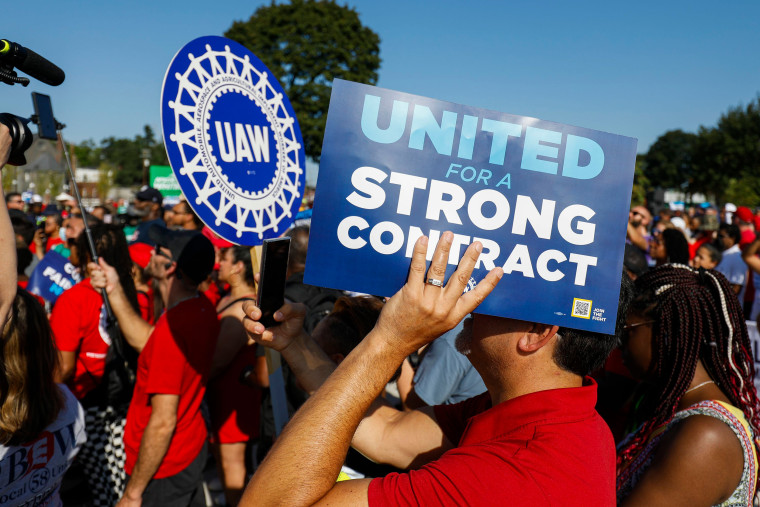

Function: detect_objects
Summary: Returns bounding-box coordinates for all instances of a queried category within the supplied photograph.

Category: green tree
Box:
[73,139,102,168]
[225,0,381,161]
[644,96,760,204]
[630,154,649,207]
[78,125,169,186]
[644,129,698,190]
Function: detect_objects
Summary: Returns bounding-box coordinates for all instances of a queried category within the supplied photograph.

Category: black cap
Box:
[41,203,61,216]
[135,185,163,205]
[148,225,214,285]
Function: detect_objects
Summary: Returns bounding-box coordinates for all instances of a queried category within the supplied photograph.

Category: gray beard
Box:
[454,324,472,356]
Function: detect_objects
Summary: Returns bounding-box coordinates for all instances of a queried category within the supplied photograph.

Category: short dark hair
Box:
[11,216,34,247]
[5,192,21,203]
[177,201,204,229]
[285,225,310,274]
[719,223,741,246]
[698,243,722,265]
[16,247,33,275]
[624,243,649,278]
[552,272,634,376]
[46,214,63,227]
[226,246,255,286]
[313,296,384,357]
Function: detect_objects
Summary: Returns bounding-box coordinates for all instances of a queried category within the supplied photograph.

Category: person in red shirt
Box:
[91,225,218,506]
[51,223,139,507]
[128,242,155,324]
[239,232,633,506]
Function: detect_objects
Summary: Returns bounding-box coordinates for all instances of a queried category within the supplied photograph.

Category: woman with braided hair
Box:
[617,264,760,506]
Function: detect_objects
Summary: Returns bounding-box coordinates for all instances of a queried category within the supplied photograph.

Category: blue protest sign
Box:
[305,80,637,334]
[27,250,81,304]
[161,36,306,246]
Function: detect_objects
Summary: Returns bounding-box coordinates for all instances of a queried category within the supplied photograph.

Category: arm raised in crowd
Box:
[0,124,17,325]
[90,258,153,352]
[241,232,502,505]
[742,235,760,274]
[242,302,336,394]
[626,221,648,251]
[243,301,453,469]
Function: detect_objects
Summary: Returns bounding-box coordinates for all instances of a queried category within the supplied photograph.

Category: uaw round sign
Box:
[161,36,305,245]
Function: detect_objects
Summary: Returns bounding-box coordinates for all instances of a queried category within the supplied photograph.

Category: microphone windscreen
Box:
[19,48,65,86]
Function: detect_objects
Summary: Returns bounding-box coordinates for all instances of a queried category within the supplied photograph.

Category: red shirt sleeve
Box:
[50,287,81,352]
[367,446,537,506]
[433,392,490,446]
[145,321,186,396]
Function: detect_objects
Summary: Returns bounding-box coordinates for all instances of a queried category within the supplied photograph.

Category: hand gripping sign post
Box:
[306,80,638,335]
[162,36,305,435]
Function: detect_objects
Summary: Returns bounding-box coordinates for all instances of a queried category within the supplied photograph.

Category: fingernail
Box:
[419,236,428,246]
[443,231,453,241]
[495,267,504,279]
[473,241,482,253]
[274,311,283,320]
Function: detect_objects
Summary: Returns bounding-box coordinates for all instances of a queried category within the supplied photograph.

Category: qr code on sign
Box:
[571,298,593,319]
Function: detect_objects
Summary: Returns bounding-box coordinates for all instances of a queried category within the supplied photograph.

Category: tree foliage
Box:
[225,0,381,161]
[630,155,649,207]
[642,95,760,204]
[644,129,698,189]
[74,125,168,186]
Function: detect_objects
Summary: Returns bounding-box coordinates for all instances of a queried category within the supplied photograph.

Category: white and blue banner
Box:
[27,251,81,304]
[305,80,637,334]
[161,36,305,246]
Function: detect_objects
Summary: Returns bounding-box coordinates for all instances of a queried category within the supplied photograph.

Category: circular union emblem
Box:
[161,36,305,245]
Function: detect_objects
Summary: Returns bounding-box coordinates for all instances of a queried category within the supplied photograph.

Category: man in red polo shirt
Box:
[240,232,632,506]
[91,225,218,506]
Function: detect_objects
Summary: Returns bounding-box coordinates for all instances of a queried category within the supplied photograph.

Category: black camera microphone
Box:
[0,39,65,86]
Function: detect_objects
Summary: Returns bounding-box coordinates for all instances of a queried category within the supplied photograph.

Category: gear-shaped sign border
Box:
[161,35,305,245]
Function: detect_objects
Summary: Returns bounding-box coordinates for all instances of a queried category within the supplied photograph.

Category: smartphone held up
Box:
[257,237,291,327]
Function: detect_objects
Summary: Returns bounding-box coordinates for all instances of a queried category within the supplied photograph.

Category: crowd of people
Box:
[3,119,760,506]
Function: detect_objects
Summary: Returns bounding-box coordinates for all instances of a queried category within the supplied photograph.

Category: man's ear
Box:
[517,324,560,352]
[165,261,178,277]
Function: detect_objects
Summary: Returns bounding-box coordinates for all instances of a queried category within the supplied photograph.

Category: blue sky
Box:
[2,0,758,157]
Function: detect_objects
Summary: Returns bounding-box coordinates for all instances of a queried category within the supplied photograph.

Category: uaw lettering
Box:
[0,421,77,506]
[26,251,81,305]
[305,80,637,334]
[162,35,305,246]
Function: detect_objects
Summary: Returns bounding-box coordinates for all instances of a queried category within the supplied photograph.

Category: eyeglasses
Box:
[624,320,656,331]
[154,245,173,261]
[622,320,656,342]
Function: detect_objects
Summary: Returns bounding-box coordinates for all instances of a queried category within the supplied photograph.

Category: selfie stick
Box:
[55,126,118,327]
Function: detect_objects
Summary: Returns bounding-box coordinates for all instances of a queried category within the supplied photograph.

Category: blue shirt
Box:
[413,321,486,405]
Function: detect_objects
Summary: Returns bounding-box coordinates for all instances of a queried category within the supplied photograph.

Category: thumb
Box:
[98,257,113,271]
